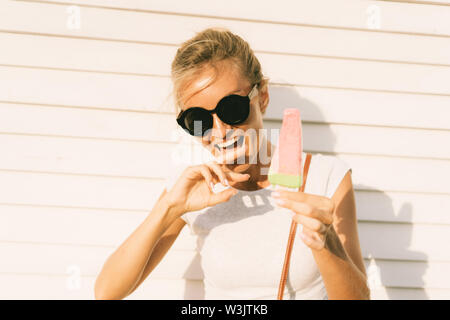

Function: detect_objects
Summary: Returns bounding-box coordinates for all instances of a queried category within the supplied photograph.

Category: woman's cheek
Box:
[199,137,215,156]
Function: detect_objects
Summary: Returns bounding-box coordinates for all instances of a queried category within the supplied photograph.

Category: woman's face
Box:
[180,61,269,172]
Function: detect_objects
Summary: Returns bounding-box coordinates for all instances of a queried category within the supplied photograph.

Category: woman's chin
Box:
[214,150,259,174]
[212,143,247,165]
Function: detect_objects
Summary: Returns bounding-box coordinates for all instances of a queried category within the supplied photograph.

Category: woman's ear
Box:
[258,80,270,115]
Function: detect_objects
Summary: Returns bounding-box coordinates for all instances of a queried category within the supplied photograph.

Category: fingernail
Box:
[224,179,229,186]
[274,199,285,206]
[210,182,215,190]
[299,232,312,243]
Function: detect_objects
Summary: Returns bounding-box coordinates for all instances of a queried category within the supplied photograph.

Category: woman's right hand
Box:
[165,162,250,216]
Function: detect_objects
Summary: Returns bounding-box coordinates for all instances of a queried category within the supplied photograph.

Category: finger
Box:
[186,165,217,183]
[207,187,239,207]
[292,214,327,234]
[303,225,324,241]
[208,162,250,184]
[206,162,229,186]
[197,165,216,192]
[299,231,323,250]
[300,226,325,250]
[273,196,333,225]
[274,190,335,215]
[224,170,251,182]
[218,163,251,182]
[298,230,314,247]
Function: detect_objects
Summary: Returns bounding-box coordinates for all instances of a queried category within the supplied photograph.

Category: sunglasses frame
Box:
[177,84,259,136]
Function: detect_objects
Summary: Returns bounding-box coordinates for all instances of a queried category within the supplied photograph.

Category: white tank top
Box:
[165,152,352,300]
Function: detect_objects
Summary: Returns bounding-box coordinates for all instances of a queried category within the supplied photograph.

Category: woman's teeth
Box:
[216,136,243,150]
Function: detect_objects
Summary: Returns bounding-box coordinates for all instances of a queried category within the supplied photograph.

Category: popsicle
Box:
[268,108,303,189]
[270,108,305,301]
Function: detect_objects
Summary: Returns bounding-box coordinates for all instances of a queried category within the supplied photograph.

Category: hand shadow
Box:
[183,188,276,299]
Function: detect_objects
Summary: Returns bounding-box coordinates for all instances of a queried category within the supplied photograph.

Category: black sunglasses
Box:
[176,84,258,136]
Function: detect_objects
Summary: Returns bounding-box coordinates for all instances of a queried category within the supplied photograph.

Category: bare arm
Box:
[94,163,249,300]
[125,213,187,297]
[311,171,370,299]
[272,170,369,299]
[94,190,181,300]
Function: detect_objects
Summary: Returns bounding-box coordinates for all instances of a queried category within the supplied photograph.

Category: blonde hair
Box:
[171,28,266,111]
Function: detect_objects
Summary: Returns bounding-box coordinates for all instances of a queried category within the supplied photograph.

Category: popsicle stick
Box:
[277,153,312,300]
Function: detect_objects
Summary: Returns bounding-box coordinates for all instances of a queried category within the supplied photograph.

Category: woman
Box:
[95,28,370,300]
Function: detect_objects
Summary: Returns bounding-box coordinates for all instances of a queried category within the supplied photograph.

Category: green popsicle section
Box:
[268,172,302,189]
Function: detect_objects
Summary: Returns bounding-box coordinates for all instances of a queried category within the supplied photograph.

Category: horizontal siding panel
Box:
[385,0,450,5]
[265,85,450,130]
[0,274,203,299]
[0,103,179,141]
[0,204,198,250]
[260,53,450,95]
[0,205,147,247]
[0,241,201,280]
[264,121,450,160]
[2,36,450,95]
[2,69,449,130]
[0,171,165,211]
[359,221,450,261]
[364,258,450,289]
[0,274,96,299]
[0,66,174,113]
[1,9,450,66]
[0,134,177,178]
[369,286,450,300]
[338,154,450,194]
[128,278,204,300]
[356,190,450,225]
[0,242,112,277]
[0,33,172,76]
[306,124,450,160]
[2,272,449,299]
[32,0,450,37]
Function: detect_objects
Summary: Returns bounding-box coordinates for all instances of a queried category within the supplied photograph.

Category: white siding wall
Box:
[1,0,449,299]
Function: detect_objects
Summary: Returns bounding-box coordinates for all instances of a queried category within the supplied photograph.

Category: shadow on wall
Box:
[180,84,428,300]
[360,195,429,299]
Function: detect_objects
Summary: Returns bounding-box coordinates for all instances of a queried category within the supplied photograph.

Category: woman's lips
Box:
[211,135,248,164]
[214,135,244,151]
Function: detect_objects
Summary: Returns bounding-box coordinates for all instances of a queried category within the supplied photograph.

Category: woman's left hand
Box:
[271,190,335,251]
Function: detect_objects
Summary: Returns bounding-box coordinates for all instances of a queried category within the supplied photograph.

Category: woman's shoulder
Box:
[309,152,351,171]
[306,152,352,198]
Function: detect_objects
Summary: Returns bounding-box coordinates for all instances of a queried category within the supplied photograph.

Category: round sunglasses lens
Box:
[183,108,213,136]
[217,96,250,125]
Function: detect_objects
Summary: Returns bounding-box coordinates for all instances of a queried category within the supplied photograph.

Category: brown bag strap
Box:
[277,153,312,300]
